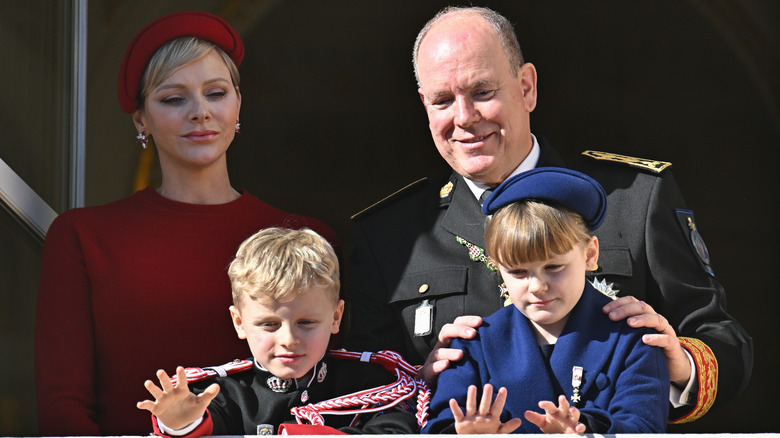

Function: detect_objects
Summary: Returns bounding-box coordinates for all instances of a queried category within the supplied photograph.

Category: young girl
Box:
[422,167,669,434]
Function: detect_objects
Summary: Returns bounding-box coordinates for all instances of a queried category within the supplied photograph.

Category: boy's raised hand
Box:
[524,394,586,434]
[137,366,220,430]
[449,384,522,434]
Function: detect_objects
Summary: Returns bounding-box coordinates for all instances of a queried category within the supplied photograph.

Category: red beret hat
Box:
[117,11,244,113]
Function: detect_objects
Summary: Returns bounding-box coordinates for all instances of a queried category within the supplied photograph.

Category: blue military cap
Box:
[482,167,607,230]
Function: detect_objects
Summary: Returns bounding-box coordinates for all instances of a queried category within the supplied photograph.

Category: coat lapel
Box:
[482,307,560,403]
[549,284,617,400]
[439,173,488,247]
[536,136,567,168]
[438,137,565,247]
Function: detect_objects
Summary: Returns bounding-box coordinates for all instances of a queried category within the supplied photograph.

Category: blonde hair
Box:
[486,200,592,267]
[228,227,340,306]
[138,36,240,109]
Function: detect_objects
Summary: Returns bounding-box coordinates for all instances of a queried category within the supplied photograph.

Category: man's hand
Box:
[137,366,219,430]
[450,384,522,434]
[524,395,586,434]
[418,315,482,385]
[603,296,692,386]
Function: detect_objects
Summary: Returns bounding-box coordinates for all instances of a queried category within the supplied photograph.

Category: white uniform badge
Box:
[414,299,433,336]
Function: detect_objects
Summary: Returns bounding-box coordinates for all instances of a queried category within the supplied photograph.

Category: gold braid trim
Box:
[670,337,718,423]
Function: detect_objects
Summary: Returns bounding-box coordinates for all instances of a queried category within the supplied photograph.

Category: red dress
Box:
[35,187,338,435]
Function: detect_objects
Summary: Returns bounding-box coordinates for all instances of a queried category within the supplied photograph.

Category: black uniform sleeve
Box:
[643,170,752,414]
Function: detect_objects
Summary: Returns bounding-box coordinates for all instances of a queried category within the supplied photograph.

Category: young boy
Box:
[422,167,669,434]
[138,227,424,435]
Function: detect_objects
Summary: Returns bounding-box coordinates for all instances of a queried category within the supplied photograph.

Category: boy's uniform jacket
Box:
[153,355,419,436]
[423,285,669,434]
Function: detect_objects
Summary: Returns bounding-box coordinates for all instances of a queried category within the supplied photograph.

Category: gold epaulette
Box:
[582,150,672,174]
[670,337,718,424]
[350,177,428,221]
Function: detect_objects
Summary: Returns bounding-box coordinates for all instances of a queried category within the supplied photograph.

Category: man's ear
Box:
[331,300,345,335]
[418,88,427,106]
[229,305,247,340]
[518,62,538,113]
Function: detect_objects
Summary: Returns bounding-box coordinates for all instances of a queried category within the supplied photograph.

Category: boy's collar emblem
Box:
[317,362,328,383]
[267,376,293,393]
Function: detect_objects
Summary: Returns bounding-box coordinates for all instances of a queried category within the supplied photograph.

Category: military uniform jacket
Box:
[346,136,752,422]
[178,356,419,435]
[423,284,669,434]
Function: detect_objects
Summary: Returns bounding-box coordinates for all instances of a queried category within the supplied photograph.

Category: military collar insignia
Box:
[316,361,328,383]
[264,359,328,393]
[440,181,454,198]
[582,150,672,174]
[267,376,293,393]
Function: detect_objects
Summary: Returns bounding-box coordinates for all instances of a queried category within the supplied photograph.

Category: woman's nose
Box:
[190,96,211,122]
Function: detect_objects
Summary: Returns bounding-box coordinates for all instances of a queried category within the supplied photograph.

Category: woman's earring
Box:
[235,122,241,134]
[136,132,149,149]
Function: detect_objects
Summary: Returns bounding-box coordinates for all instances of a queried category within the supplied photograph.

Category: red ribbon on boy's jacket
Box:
[278,423,347,435]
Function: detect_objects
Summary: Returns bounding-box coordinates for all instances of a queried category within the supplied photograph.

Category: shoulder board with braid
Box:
[582,150,672,174]
[170,359,254,385]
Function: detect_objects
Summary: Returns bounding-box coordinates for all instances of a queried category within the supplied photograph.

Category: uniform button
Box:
[418,284,429,293]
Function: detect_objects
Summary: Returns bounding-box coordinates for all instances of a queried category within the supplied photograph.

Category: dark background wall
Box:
[83,0,777,433]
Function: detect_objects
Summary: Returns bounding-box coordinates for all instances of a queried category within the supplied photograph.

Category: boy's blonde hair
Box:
[486,200,592,267]
[228,227,339,306]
